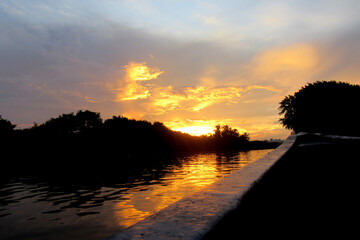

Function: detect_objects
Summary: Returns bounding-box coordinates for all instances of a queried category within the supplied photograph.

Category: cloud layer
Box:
[1,1,360,139]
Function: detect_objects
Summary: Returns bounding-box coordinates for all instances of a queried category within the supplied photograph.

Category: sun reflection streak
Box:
[112,150,272,228]
[113,155,219,227]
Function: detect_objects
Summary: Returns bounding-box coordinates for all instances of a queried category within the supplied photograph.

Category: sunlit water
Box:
[0,149,272,240]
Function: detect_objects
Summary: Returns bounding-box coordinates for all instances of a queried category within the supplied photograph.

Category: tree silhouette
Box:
[1,109,280,175]
[74,110,102,131]
[279,81,360,136]
[33,110,102,136]
[0,116,16,135]
[212,125,249,149]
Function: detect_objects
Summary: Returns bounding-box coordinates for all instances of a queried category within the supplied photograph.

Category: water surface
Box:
[0,149,272,240]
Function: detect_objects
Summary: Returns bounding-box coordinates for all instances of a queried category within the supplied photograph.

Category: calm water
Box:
[0,149,272,240]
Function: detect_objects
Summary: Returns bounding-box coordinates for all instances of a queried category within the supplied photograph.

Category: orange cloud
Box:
[120,82,150,101]
[116,62,164,101]
[114,61,287,139]
[253,44,318,72]
[244,43,320,91]
[145,85,245,115]
[124,61,164,81]
[116,62,283,115]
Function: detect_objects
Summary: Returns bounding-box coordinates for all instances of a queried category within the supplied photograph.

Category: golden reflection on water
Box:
[113,149,272,228]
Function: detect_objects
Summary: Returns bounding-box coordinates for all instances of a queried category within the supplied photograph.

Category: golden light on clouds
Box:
[3,0,360,142]
[116,61,248,112]
[117,62,164,101]
[146,85,245,114]
[124,61,164,81]
[247,44,319,89]
[255,44,318,72]
[120,82,150,101]
[115,61,287,138]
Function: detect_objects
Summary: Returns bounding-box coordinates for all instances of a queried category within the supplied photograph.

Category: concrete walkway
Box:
[106,136,297,240]
[203,133,360,239]
[107,133,359,239]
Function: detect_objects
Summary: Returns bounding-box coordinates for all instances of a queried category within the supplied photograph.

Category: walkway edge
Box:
[106,135,297,240]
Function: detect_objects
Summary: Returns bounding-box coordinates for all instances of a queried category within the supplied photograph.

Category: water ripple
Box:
[0,149,272,240]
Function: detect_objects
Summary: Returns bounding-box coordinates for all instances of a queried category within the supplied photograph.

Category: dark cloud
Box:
[1,1,360,140]
[0,14,238,125]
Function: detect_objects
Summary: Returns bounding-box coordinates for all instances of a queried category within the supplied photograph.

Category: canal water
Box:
[0,149,272,240]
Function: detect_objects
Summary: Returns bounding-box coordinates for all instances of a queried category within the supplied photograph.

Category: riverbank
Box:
[0,150,272,240]
[105,135,295,240]
[1,111,281,178]
[203,133,360,239]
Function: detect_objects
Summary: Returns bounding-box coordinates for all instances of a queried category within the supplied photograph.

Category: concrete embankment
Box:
[106,135,297,240]
[106,133,359,239]
[203,133,360,239]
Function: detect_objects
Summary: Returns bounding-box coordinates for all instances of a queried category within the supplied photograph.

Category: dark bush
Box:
[279,81,360,136]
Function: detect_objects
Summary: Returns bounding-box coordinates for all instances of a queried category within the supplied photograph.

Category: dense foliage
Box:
[279,81,360,136]
[1,111,280,174]
[0,115,16,134]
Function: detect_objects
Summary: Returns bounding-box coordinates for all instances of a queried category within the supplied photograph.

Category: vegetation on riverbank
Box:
[0,111,280,174]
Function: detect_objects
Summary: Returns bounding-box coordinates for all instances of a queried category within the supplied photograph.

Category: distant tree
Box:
[0,115,16,135]
[74,110,102,133]
[279,81,360,136]
[213,125,222,140]
[35,110,102,136]
[239,132,250,142]
[221,125,240,141]
[212,125,249,149]
[1,109,280,174]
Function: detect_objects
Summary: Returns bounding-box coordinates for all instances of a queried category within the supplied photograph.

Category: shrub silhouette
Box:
[279,81,360,136]
[212,125,250,149]
[34,110,102,136]
[1,109,283,174]
[0,115,16,135]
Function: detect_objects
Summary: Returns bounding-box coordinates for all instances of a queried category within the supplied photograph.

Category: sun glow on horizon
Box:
[172,125,214,136]
[165,119,234,136]
[164,120,218,136]
[115,61,290,139]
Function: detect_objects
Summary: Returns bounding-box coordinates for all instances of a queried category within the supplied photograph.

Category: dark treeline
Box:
[1,111,280,175]
[279,81,360,136]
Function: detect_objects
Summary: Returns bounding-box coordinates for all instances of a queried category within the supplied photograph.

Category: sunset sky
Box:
[1,0,360,139]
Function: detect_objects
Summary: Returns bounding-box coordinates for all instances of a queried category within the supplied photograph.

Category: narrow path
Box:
[203,133,359,239]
